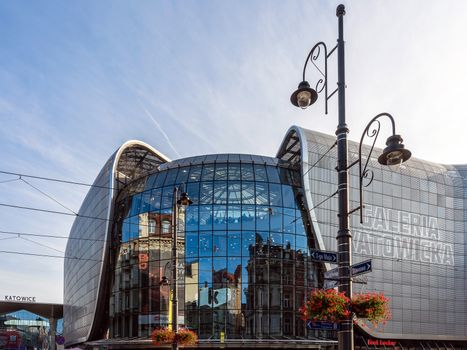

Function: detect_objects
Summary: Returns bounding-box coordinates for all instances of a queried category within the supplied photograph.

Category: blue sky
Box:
[0,1,467,303]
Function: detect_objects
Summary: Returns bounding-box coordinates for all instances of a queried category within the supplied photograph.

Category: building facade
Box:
[64,127,467,349]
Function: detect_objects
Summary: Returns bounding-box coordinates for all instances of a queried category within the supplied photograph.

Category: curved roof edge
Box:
[65,140,169,347]
[88,140,169,341]
[276,125,328,257]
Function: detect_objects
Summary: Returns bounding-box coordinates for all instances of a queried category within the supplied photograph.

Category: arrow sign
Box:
[310,249,338,263]
[351,259,372,277]
[324,267,338,280]
[306,320,339,330]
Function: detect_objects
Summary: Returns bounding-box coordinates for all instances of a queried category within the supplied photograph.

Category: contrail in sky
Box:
[140,104,182,159]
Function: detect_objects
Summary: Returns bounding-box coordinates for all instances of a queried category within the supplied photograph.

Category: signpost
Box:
[351,259,372,277]
[306,320,338,331]
[323,260,372,288]
[310,249,338,263]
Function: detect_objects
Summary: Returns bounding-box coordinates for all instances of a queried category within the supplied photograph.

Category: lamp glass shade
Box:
[377,134,411,171]
[290,81,318,108]
[297,91,313,109]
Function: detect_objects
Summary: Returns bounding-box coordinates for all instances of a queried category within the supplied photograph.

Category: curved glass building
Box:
[64,127,467,349]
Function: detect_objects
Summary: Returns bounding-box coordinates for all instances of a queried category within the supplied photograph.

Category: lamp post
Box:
[290,5,411,350]
[161,188,192,350]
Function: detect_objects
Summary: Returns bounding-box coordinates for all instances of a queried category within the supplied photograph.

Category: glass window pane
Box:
[149,188,162,211]
[176,167,190,184]
[284,208,295,233]
[296,234,307,251]
[266,166,280,183]
[199,257,213,284]
[241,163,255,181]
[188,165,202,182]
[295,209,306,235]
[227,205,241,230]
[201,164,215,181]
[242,205,255,230]
[228,232,241,257]
[213,181,228,204]
[164,168,179,186]
[154,171,167,188]
[186,182,200,205]
[227,257,241,280]
[269,183,282,206]
[213,233,227,256]
[199,205,213,231]
[145,174,158,190]
[213,205,227,230]
[270,207,283,232]
[228,163,241,180]
[122,218,131,242]
[255,183,269,206]
[282,185,296,208]
[256,206,270,231]
[199,233,213,257]
[254,164,268,182]
[186,231,198,258]
[283,234,295,251]
[140,191,151,213]
[130,194,142,216]
[186,205,199,231]
[242,231,256,258]
[214,163,228,180]
[200,182,213,204]
[241,182,255,205]
[161,187,173,209]
[228,182,241,204]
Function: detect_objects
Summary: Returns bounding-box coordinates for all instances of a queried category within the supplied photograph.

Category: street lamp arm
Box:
[299,41,338,114]
[352,112,398,223]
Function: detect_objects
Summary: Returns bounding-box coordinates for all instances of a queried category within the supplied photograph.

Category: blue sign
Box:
[310,249,338,263]
[351,259,372,276]
[324,267,338,280]
[306,320,339,330]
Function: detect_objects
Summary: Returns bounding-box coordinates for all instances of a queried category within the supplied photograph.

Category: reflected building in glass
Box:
[64,127,467,349]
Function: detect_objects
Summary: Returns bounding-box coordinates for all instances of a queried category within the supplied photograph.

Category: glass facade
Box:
[0,310,63,350]
[108,155,320,340]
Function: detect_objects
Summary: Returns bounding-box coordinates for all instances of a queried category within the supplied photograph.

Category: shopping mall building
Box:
[63,126,467,349]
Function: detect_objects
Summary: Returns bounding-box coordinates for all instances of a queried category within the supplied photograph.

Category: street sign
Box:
[324,267,338,280]
[306,320,338,330]
[310,249,338,263]
[324,260,372,285]
[351,259,372,277]
[323,279,338,289]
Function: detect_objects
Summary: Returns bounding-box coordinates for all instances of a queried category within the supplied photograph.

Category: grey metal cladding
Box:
[278,126,467,341]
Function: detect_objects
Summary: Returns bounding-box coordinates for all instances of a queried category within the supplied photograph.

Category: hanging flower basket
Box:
[299,289,391,327]
[151,327,175,346]
[351,292,391,326]
[175,328,198,345]
[299,289,351,322]
[151,327,198,346]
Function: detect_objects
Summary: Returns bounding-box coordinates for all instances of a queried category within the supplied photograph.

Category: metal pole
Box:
[172,187,178,350]
[335,4,353,350]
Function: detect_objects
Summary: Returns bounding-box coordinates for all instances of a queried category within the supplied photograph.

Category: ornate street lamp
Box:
[290,5,411,350]
[171,188,192,350]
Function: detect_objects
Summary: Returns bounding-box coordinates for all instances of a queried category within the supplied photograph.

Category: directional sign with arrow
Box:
[351,259,372,277]
[310,249,338,263]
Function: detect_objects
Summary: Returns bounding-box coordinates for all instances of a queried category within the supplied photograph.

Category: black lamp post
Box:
[167,188,192,350]
[290,5,411,350]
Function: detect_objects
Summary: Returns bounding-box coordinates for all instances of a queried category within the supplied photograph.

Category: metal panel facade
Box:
[299,127,466,340]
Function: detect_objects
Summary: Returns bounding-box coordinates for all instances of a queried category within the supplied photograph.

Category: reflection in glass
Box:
[110,158,318,342]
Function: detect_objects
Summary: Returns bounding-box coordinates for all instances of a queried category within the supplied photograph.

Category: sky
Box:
[0,0,466,304]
